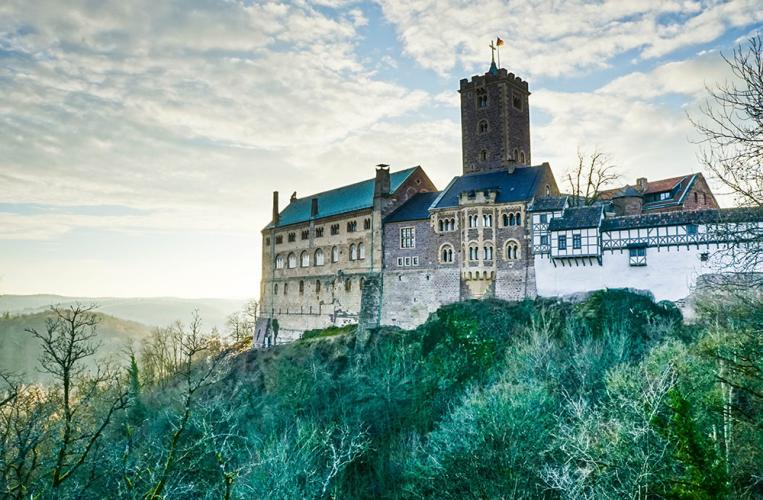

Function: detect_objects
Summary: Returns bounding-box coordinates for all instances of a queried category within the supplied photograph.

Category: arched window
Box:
[300,251,309,267]
[283,283,288,295]
[315,280,321,294]
[299,280,305,295]
[505,240,520,260]
[478,120,488,134]
[439,220,444,232]
[450,218,455,230]
[480,150,488,162]
[345,278,352,292]
[350,244,357,261]
[440,244,454,263]
[275,254,284,269]
[469,245,479,261]
[502,214,508,226]
[509,213,515,226]
[546,184,551,196]
[331,246,339,263]
[512,148,518,161]
[483,214,492,227]
[358,243,365,260]
[315,248,324,266]
[515,212,522,226]
[287,253,297,269]
[483,245,494,261]
[519,151,526,163]
[274,283,279,295]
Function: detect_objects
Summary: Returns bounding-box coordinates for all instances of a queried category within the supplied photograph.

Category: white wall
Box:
[535,245,720,301]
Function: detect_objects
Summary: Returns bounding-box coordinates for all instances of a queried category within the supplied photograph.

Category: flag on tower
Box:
[496,37,504,47]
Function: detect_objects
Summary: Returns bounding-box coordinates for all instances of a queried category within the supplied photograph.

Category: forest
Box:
[0,288,760,499]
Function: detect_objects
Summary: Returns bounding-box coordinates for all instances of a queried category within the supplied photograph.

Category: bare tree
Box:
[565,149,620,207]
[26,304,128,491]
[690,36,763,208]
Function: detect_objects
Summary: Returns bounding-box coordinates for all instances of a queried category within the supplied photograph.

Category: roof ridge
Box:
[289,166,419,201]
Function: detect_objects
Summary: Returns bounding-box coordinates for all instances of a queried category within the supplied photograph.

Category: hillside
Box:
[0,311,153,382]
[1,289,760,498]
[0,294,246,332]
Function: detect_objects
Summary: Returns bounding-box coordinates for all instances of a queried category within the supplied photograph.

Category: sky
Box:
[0,0,761,299]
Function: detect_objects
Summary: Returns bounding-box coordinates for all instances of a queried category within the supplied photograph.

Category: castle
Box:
[256,59,762,343]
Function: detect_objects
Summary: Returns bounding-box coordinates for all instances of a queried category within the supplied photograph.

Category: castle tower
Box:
[459,61,531,174]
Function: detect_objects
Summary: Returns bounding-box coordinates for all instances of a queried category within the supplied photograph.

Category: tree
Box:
[26,304,128,491]
[565,149,619,207]
[690,36,763,208]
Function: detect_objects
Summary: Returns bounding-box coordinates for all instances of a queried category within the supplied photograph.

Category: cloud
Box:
[376,0,763,77]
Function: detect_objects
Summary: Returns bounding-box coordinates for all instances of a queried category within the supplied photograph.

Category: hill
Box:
[0,311,153,382]
[0,294,246,332]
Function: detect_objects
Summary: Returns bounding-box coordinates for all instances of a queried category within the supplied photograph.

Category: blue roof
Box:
[431,166,545,209]
[270,167,419,228]
[384,192,440,223]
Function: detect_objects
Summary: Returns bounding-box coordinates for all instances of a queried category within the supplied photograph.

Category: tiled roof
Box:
[384,192,440,223]
[527,196,568,212]
[268,167,419,228]
[431,165,546,209]
[599,174,700,209]
[548,205,605,231]
[601,206,763,231]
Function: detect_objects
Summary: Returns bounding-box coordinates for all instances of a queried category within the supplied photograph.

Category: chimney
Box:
[636,177,648,193]
[290,191,297,203]
[272,191,280,225]
[310,197,319,218]
[374,164,390,198]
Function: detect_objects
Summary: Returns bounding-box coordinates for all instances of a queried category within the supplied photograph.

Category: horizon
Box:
[1,0,761,298]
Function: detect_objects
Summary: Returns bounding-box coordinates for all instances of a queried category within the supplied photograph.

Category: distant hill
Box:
[0,295,247,332]
[0,311,153,382]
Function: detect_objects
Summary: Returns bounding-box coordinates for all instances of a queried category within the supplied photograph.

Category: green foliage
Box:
[301,324,356,340]
[2,289,762,498]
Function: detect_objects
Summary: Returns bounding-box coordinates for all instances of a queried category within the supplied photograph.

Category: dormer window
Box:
[659,192,671,201]
[479,150,488,162]
[478,120,489,134]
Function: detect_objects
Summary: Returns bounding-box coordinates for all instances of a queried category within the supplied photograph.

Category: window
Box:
[515,212,522,226]
[700,252,709,262]
[483,245,494,261]
[315,280,321,294]
[330,224,340,235]
[288,232,296,243]
[350,244,357,261]
[363,218,371,230]
[358,243,365,260]
[331,246,339,263]
[558,235,567,250]
[412,256,419,266]
[703,193,707,204]
[540,235,549,246]
[545,185,551,196]
[314,248,324,266]
[505,241,519,260]
[686,224,698,235]
[301,230,309,240]
[469,245,479,261]
[397,257,403,266]
[404,256,411,266]
[274,283,278,295]
[540,213,548,224]
[519,151,526,163]
[659,192,671,201]
[347,220,357,233]
[572,234,581,250]
[440,244,454,263]
[512,94,522,110]
[502,214,509,226]
[483,214,492,227]
[345,279,352,292]
[265,237,271,246]
[509,213,515,226]
[299,280,304,295]
[469,215,478,228]
[479,150,488,162]
[275,254,284,269]
[477,94,488,108]
[300,251,309,267]
[478,120,488,134]
[400,227,415,249]
[287,253,297,268]
[629,247,646,266]
[694,192,698,203]
[275,235,283,245]
[512,148,518,161]
[283,283,288,295]
[316,227,324,238]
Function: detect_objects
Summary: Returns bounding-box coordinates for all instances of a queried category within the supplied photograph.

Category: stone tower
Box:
[459,61,531,174]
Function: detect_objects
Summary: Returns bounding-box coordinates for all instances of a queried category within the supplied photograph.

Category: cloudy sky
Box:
[0,0,761,299]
